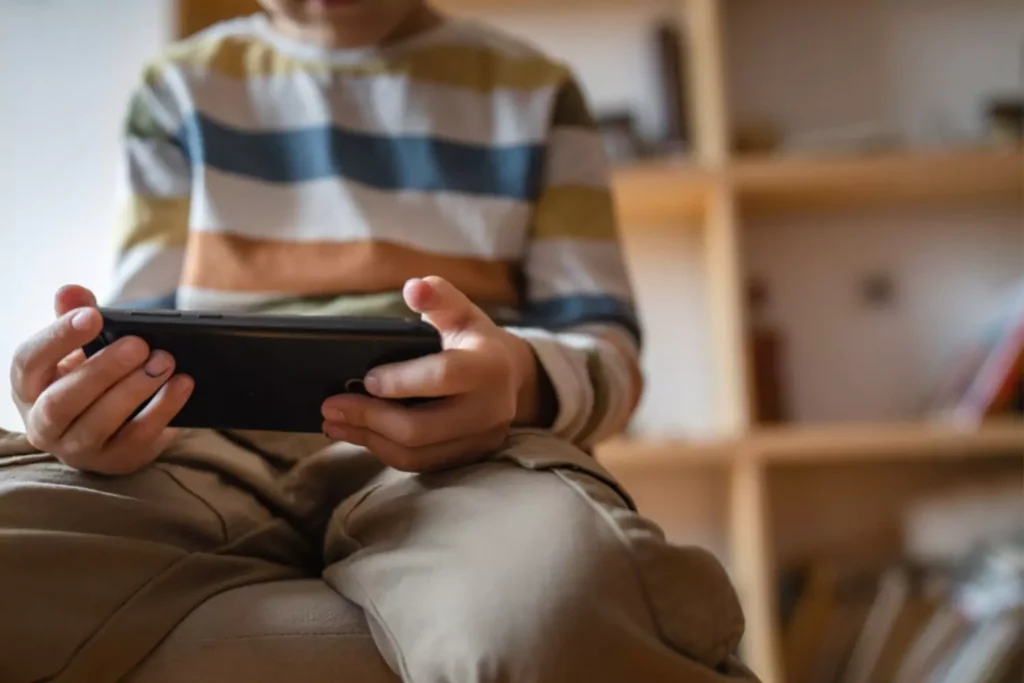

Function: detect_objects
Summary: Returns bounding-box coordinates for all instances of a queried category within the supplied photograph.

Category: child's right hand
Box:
[9,285,194,474]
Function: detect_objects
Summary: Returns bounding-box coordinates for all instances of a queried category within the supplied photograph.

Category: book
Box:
[928,611,1023,683]
[785,565,842,683]
[893,604,972,683]
[928,279,1024,424]
[841,568,910,683]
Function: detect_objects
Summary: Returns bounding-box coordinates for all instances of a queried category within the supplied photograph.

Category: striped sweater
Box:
[111,13,641,446]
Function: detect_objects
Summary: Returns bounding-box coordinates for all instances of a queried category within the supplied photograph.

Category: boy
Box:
[0,1,756,681]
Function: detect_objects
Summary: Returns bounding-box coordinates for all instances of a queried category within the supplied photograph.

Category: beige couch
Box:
[128,580,398,682]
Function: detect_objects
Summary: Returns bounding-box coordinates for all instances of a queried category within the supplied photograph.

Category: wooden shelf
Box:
[612,159,713,225]
[611,146,1023,225]
[597,420,1024,470]
[733,146,1024,214]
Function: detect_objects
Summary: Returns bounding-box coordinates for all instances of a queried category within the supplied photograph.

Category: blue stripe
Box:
[112,292,178,310]
[525,295,642,344]
[177,114,545,201]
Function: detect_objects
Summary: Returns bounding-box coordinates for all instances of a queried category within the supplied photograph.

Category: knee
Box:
[397,467,645,678]
[401,466,744,679]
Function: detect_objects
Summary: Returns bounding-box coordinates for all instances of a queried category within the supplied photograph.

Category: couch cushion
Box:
[127,579,397,683]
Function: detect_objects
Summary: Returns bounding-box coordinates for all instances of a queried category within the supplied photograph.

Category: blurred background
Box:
[1,1,1021,682]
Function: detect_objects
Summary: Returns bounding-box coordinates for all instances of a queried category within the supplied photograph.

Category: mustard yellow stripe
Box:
[147,34,567,94]
[117,195,190,253]
[531,186,618,241]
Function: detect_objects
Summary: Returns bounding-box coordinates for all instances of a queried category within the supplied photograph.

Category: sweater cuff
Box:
[505,327,594,443]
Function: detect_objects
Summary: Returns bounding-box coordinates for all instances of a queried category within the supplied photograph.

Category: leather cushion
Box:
[127,579,397,683]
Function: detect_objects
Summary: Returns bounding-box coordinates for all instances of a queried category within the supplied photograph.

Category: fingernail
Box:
[116,337,147,366]
[323,422,346,439]
[71,309,94,330]
[325,408,346,422]
[363,374,381,396]
[173,375,194,395]
[144,351,173,378]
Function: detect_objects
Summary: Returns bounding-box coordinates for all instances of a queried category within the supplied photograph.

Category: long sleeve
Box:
[509,77,643,447]
[106,66,191,308]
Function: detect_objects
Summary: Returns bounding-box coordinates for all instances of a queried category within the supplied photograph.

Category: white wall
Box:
[455,1,678,140]
[0,0,173,429]
[744,205,1024,422]
[725,0,1024,147]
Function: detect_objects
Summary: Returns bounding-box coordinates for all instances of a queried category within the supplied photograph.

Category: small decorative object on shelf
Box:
[595,111,647,163]
[652,19,690,155]
[747,275,790,424]
[733,121,783,155]
[985,98,1024,143]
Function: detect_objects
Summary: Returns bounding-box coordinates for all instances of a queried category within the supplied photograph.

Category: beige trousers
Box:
[0,428,757,683]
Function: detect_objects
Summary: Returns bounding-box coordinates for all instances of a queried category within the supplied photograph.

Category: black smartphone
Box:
[83,309,442,433]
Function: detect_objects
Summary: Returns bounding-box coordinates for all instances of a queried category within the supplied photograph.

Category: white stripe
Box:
[176,287,287,311]
[525,239,633,301]
[126,138,191,196]
[570,323,641,360]
[194,167,530,259]
[176,68,556,147]
[108,244,184,305]
[544,128,610,189]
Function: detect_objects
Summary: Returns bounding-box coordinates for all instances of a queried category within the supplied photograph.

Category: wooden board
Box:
[612,160,712,225]
[596,421,1024,470]
[611,147,1023,225]
[733,146,1024,214]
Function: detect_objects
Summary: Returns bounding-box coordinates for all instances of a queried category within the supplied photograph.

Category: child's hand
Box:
[321,276,543,472]
[10,285,193,475]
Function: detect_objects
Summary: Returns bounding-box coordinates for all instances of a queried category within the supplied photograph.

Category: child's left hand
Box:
[321,276,543,472]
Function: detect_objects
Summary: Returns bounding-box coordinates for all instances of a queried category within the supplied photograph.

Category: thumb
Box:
[404,276,493,339]
[54,285,97,317]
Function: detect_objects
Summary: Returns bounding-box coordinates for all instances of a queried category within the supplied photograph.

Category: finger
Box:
[403,276,494,339]
[94,375,194,475]
[322,392,512,449]
[323,421,507,473]
[55,350,88,380]
[54,285,97,317]
[57,350,177,459]
[11,307,104,405]
[364,349,493,399]
[26,336,149,447]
